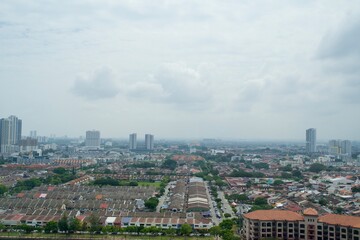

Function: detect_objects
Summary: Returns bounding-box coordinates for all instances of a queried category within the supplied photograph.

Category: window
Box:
[354,230,359,235]
[278,223,282,227]
[300,224,305,228]
[318,225,322,229]
[289,223,293,227]
[262,223,266,227]
[267,223,271,227]
[341,229,346,233]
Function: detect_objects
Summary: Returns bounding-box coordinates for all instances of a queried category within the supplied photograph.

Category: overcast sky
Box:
[1,1,360,140]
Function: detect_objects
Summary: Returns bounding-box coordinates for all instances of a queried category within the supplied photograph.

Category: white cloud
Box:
[72,68,119,100]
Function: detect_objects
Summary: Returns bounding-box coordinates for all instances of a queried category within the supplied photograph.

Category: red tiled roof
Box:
[244,210,304,221]
[100,203,108,209]
[303,208,318,216]
[17,193,25,198]
[318,214,360,228]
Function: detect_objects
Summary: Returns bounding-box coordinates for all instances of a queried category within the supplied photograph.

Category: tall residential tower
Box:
[0,115,22,153]
[129,133,137,150]
[145,134,154,150]
[85,130,100,148]
[306,128,316,153]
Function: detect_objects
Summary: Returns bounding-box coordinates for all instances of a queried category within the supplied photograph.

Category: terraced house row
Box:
[243,208,360,240]
[0,213,213,230]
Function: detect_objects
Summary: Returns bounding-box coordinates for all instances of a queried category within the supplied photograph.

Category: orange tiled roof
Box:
[318,214,360,228]
[244,210,304,221]
[303,208,318,216]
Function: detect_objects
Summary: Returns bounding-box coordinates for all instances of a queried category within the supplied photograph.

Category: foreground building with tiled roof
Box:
[242,208,360,240]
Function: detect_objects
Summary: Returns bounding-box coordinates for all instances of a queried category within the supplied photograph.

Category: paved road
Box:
[156,182,171,212]
[218,191,236,218]
[204,181,220,226]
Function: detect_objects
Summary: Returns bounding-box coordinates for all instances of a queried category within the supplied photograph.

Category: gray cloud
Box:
[72,68,119,100]
[318,17,360,59]
[124,63,213,110]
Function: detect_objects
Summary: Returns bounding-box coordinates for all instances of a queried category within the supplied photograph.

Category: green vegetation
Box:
[161,158,177,170]
[273,179,284,186]
[250,197,273,211]
[352,186,360,193]
[180,223,192,236]
[226,194,249,203]
[145,197,159,211]
[309,163,327,173]
[253,162,269,169]
[92,178,140,187]
[0,184,8,196]
[53,167,66,174]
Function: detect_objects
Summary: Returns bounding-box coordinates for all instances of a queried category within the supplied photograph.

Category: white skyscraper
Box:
[85,130,100,148]
[129,133,137,150]
[306,128,316,153]
[145,134,154,150]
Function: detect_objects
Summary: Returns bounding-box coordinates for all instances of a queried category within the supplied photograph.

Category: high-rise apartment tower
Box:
[129,133,137,150]
[306,128,316,153]
[145,134,154,150]
[85,130,100,148]
[0,115,22,153]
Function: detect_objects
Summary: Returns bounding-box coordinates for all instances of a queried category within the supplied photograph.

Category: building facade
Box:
[85,130,100,148]
[306,128,317,153]
[129,133,137,150]
[328,140,352,157]
[0,115,22,153]
[243,208,360,240]
[145,134,154,150]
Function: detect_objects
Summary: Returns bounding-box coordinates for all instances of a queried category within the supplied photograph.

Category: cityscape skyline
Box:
[1,114,360,142]
[1,1,360,140]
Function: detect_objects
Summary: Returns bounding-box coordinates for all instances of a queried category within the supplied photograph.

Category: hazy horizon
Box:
[1,1,360,140]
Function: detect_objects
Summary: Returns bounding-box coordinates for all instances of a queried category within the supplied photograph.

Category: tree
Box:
[0,184,8,195]
[89,213,101,233]
[352,186,360,193]
[162,159,177,170]
[44,221,58,233]
[309,163,326,173]
[180,223,192,236]
[319,198,328,206]
[254,197,268,205]
[273,180,284,186]
[53,167,66,175]
[58,214,69,233]
[209,226,222,237]
[145,197,159,210]
[292,169,303,178]
[280,165,292,172]
[69,217,81,232]
[219,219,233,230]
[224,213,231,218]
[221,229,236,240]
